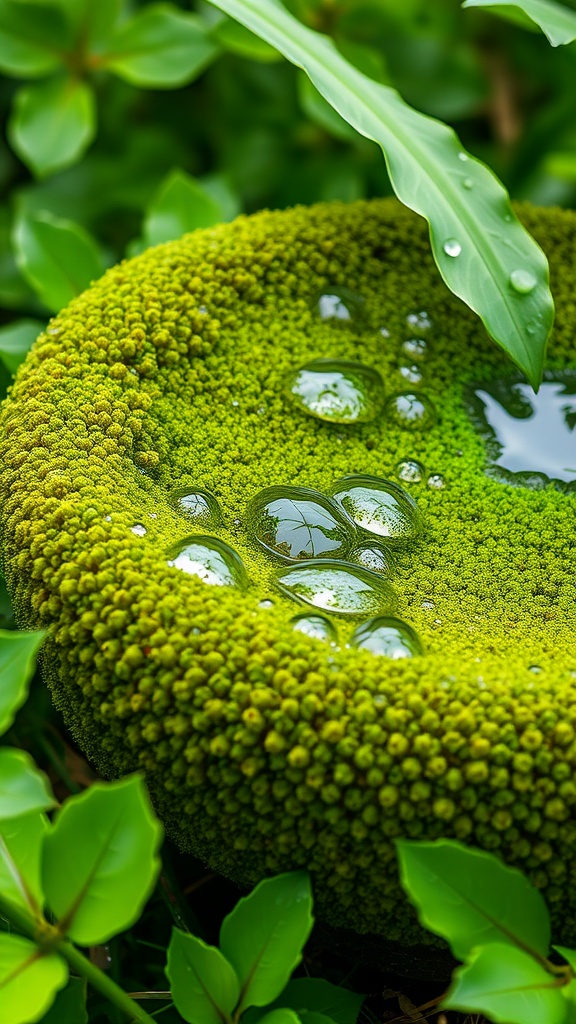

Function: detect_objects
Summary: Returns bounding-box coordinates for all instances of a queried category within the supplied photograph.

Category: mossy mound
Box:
[2,199,576,945]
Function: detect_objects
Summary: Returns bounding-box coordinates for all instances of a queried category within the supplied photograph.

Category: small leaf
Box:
[0,749,55,820]
[0,2,68,78]
[166,928,240,1024]
[245,979,364,1024]
[396,839,550,961]
[0,628,45,736]
[42,775,163,945]
[143,169,223,247]
[9,76,96,178]
[220,871,314,1011]
[259,1011,302,1024]
[0,811,48,915]
[13,210,104,312]
[102,5,220,88]
[444,943,567,1024]
[462,0,576,46]
[0,933,68,1024]
[0,319,43,374]
[40,975,88,1024]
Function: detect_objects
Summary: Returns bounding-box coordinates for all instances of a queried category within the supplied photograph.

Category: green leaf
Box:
[204,0,553,388]
[213,17,281,61]
[0,933,68,1024]
[40,975,88,1024]
[0,319,43,374]
[143,169,223,247]
[462,0,576,45]
[259,1012,301,1024]
[396,839,550,961]
[13,210,104,312]
[0,749,55,820]
[41,775,162,945]
[0,1,68,78]
[554,946,576,973]
[166,928,240,1024]
[444,943,567,1024]
[102,5,220,88]
[0,812,48,916]
[0,628,45,736]
[17,0,121,48]
[298,74,356,141]
[9,76,96,178]
[246,979,364,1024]
[219,871,314,1011]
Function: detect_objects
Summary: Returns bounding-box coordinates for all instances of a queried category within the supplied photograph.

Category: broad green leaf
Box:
[0,628,45,735]
[0,1,68,78]
[0,319,43,374]
[396,839,550,961]
[0,933,68,1024]
[204,0,553,388]
[444,943,567,1024]
[220,872,314,1010]
[40,975,88,1024]
[260,1011,301,1024]
[13,211,104,312]
[462,0,576,45]
[17,0,121,48]
[42,775,162,945]
[166,928,240,1024]
[9,76,96,178]
[0,812,48,915]
[245,979,365,1024]
[143,169,223,247]
[0,749,55,820]
[102,5,220,88]
[213,17,281,61]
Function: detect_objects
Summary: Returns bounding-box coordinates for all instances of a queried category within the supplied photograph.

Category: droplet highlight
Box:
[285,359,385,424]
[350,616,423,659]
[330,475,422,543]
[386,392,436,430]
[247,485,354,562]
[314,288,364,322]
[291,613,338,642]
[443,239,462,258]
[131,524,147,537]
[399,364,423,384]
[402,338,428,360]
[427,474,445,490]
[352,543,395,575]
[509,269,537,295]
[276,561,396,617]
[169,486,223,527]
[167,535,248,588]
[406,311,432,332]
[396,459,424,484]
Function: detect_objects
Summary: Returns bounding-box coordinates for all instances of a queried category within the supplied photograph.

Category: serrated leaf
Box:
[245,979,364,1024]
[42,775,163,945]
[0,933,68,1024]
[102,4,220,88]
[143,169,223,247]
[0,1,68,78]
[0,319,43,373]
[40,975,88,1024]
[9,76,96,178]
[396,839,550,961]
[0,749,55,820]
[220,872,314,1011]
[166,928,240,1024]
[13,211,104,312]
[0,628,45,735]
[204,0,553,388]
[444,943,567,1024]
[462,0,576,45]
[0,812,48,916]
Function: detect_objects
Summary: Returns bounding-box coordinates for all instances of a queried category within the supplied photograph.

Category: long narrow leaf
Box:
[463,0,576,46]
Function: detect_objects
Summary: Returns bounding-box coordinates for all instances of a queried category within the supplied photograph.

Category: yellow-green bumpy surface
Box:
[2,199,576,944]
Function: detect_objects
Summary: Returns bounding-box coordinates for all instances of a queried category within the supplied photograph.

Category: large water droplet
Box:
[330,475,422,543]
[247,485,354,562]
[169,486,223,527]
[396,459,424,483]
[427,474,445,490]
[167,535,248,587]
[285,359,385,424]
[131,524,147,537]
[443,239,462,258]
[350,616,423,659]
[509,269,537,295]
[352,543,395,575]
[315,288,364,322]
[276,561,396,617]
[406,311,432,332]
[386,392,436,430]
[400,364,423,384]
[402,338,428,360]
[291,613,338,642]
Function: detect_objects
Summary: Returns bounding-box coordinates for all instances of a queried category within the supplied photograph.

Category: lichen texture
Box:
[2,199,576,945]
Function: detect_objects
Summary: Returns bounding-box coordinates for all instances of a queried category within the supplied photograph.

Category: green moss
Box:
[2,199,576,944]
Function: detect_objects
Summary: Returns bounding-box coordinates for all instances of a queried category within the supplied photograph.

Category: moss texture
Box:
[2,199,576,944]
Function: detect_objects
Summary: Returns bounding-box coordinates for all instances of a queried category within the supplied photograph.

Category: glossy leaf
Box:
[0,319,43,373]
[0,749,55,820]
[204,0,553,388]
[444,942,567,1024]
[143,169,223,247]
[9,76,96,178]
[102,5,220,88]
[166,928,240,1024]
[245,979,364,1024]
[220,871,314,1010]
[0,1,67,78]
[0,628,45,735]
[0,811,48,916]
[260,1011,302,1024]
[13,211,104,312]
[462,0,576,45]
[42,775,163,945]
[396,839,550,961]
[41,975,88,1024]
[0,933,68,1024]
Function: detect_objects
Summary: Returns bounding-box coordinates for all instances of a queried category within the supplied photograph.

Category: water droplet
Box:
[379,326,391,338]
[427,474,445,490]
[421,598,435,610]
[462,178,473,190]
[329,474,422,543]
[352,543,395,575]
[285,359,385,424]
[406,311,432,332]
[104,514,112,522]
[258,599,274,609]
[131,524,147,537]
[315,288,364,322]
[167,536,248,588]
[276,561,396,617]
[509,269,537,295]
[458,151,469,162]
[402,338,428,360]
[169,487,223,527]
[443,239,462,258]
[247,485,354,561]
[149,513,157,519]
[232,399,239,407]
[350,616,423,659]
[291,613,338,642]
[386,392,436,430]
[199,304,208,314]
[529,665,542,674]
[399,364,423,385]
[396,459,424,484]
